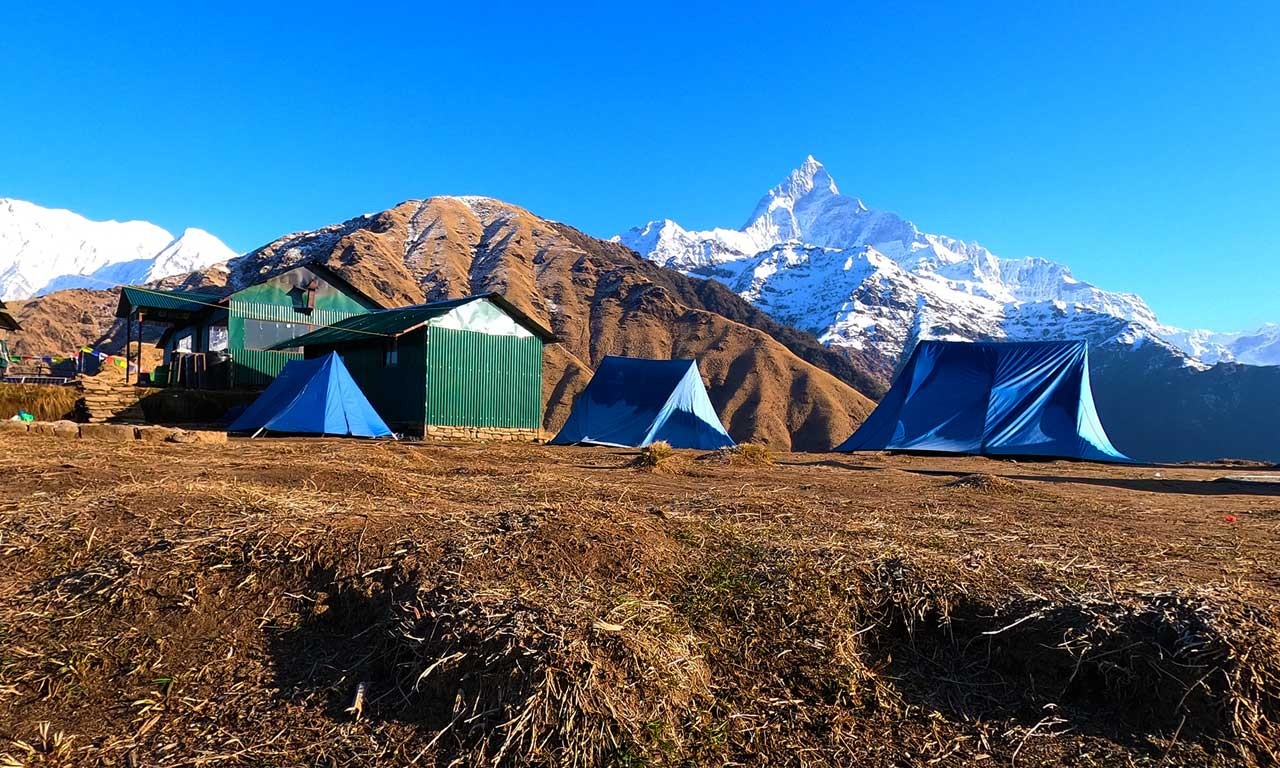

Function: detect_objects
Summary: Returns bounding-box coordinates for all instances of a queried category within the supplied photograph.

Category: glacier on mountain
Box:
[615,156,1277,368]
[0,198,238,299]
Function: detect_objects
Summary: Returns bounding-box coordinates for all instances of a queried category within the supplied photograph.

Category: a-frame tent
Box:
[550,356,736,450]
[834,340,1129,462]
[228,352,393,438]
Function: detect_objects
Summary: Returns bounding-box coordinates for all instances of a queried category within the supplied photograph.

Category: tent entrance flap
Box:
[550,356,735,450]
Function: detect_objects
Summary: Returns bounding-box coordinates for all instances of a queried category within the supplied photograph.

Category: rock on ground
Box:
[78,424,139,442]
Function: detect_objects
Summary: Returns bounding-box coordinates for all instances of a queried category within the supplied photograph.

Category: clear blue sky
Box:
[4,1,1277,330]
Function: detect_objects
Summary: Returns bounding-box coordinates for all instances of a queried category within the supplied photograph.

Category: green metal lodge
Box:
[115,264,383,388]
[274,294,556,439]
[115,264,557,439]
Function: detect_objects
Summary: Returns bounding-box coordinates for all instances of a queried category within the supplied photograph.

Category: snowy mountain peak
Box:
[145,228,238,283]
[737,157,873,251]
[777,155,839,199]
[616,158,1279,369]
[0,199,238,299]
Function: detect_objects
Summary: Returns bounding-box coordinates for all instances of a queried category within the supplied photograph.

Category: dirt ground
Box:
[0,436,1277,767]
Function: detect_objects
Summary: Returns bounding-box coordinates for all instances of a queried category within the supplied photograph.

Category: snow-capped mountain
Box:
[616,156,1279,368]
[1160,324,1280,367]
[0,198,237,299]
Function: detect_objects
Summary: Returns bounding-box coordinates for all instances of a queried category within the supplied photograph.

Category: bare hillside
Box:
[173,197,884,449]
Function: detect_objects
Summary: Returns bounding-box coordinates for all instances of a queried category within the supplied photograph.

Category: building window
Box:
[208,325,229,352]
[243,319,310,352]
[384,337,399,367]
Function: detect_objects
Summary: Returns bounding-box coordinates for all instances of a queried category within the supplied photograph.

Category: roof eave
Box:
[116,286,226,320]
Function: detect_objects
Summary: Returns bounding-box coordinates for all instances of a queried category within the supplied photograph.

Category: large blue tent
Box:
[228,352,393,438]
[550,356,736,449]
[835,340,1129,462]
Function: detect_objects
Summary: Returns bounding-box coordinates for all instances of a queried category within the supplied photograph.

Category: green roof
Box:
[116,286,225,319]
[268,294,557,350]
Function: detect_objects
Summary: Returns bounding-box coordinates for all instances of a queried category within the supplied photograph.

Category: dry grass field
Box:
[0,383,79,422]
[0,435,1277,767]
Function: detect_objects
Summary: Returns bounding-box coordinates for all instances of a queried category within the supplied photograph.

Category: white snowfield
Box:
[0,198,238,299]
[615,156,1279,368]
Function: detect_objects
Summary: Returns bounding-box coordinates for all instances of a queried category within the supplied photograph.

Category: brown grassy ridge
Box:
[0,437,1277,767]
[181,196,882,450]
[0,382,79,421]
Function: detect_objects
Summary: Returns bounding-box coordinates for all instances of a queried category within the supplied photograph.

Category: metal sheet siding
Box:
[425,327,542,429]
[229,301,367,388]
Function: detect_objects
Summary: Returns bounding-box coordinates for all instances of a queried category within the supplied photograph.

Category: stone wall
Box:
[423,424,543,443]
[0,421,227,444]
[76,375,259,425]
[77,376,146,423]
[3,419,543,444]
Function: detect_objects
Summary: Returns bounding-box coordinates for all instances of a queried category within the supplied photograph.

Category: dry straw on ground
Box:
[0,382,79,421]
[946,472,1024,494]
[0,437,1276,767]
[699,443,776,467]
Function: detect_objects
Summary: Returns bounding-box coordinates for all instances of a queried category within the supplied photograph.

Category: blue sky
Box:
[3,1,1277,330]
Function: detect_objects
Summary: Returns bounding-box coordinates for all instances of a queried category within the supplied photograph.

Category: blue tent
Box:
[550,356,736,449]
[228,352,393,438]
[835,340,1129,462]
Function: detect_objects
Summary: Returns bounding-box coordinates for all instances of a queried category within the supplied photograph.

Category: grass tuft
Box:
[729,443,774,466]
[697,442,776,467]
[945,473,1022,494]
[631,441,687,473]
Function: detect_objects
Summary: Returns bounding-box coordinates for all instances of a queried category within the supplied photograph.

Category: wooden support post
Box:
[136,311,143,383]
[125,309,132,384]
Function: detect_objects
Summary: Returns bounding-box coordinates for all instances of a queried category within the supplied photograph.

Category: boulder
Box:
[31,420,81,438]
[189,430,228,444]
[138,426,182,443]
[165,430,227,444]
[79,424,139,442]
[0,421,29,433]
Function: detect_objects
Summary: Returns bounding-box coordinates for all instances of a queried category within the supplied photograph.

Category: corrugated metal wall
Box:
[229,302,364,387]
[425,327,543,429]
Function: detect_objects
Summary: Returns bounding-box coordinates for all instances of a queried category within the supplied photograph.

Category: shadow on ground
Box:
[808,460,1280,497]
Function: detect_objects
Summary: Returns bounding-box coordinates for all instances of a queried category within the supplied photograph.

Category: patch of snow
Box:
[0,199,237,298]
[615,157,1272,369]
